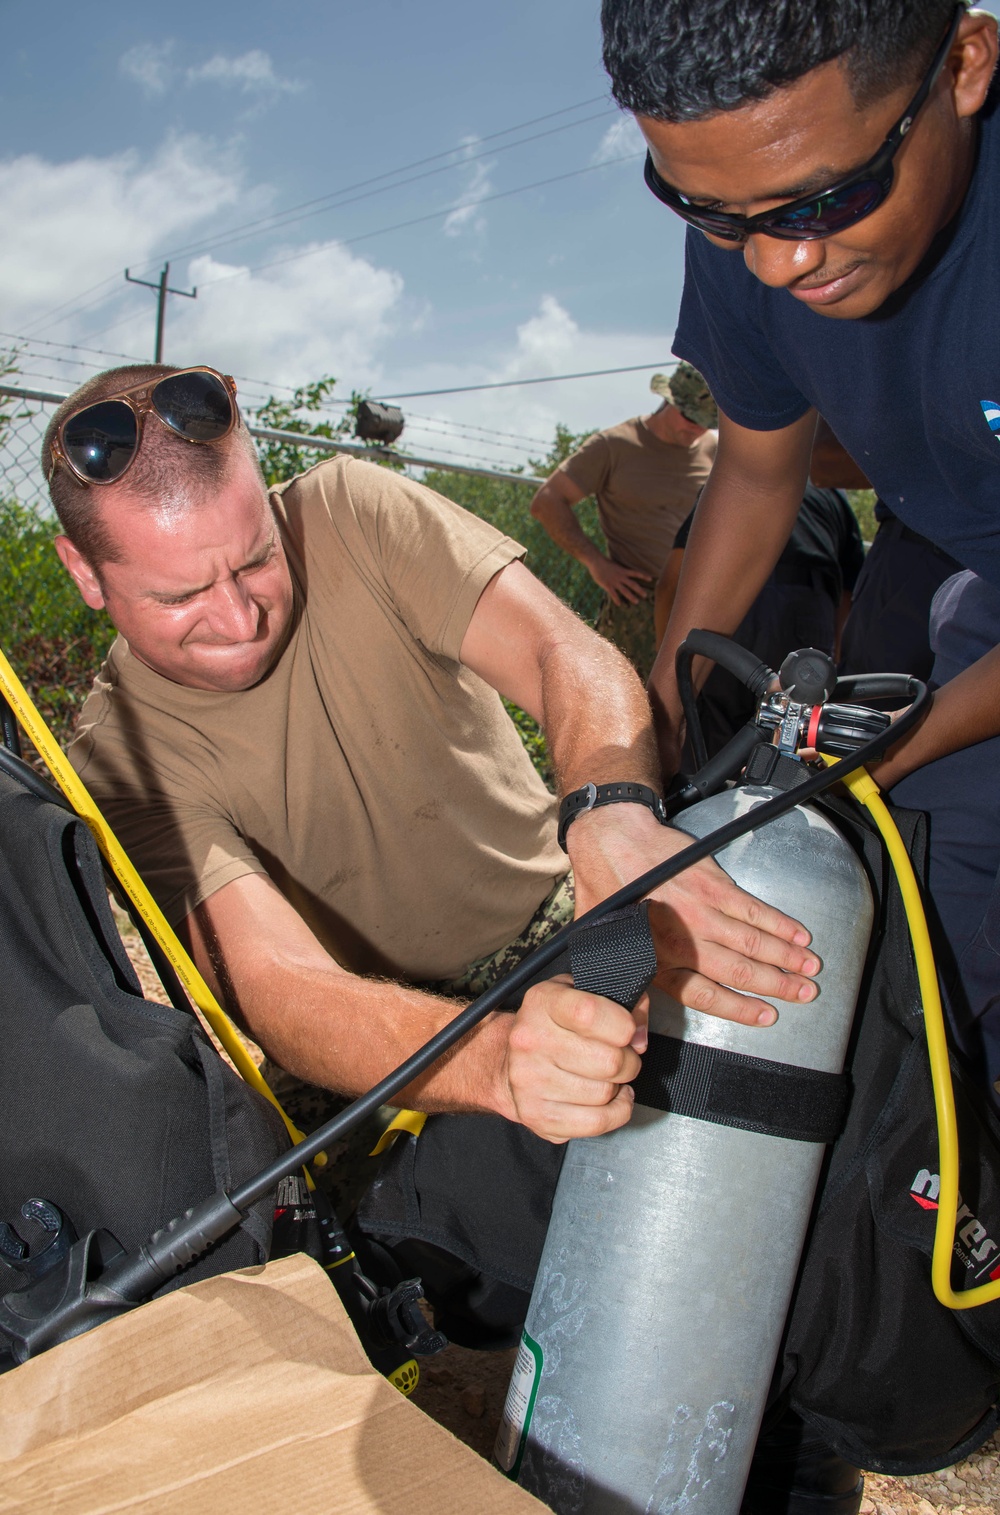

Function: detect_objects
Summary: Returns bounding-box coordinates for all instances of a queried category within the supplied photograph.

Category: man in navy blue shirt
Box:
[602,2,1000,1108]
[600,7,1000,1506]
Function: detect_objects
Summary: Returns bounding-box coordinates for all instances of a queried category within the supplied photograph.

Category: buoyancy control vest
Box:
[0,765,288,1303]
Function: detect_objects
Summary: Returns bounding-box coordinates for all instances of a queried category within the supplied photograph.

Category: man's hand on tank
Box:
[498,976,646,1144]
[588,557,652,606]
[567,805,820,1027]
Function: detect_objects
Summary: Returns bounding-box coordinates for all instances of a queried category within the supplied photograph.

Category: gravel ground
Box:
[118,910,1000,1512]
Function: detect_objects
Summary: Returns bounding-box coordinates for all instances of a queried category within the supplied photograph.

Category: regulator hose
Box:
[9,634,973,1323]
[675,629,775,771]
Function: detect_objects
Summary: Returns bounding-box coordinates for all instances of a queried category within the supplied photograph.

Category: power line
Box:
[18,273,124,339]
[381,359,677,399]
[136,109,613,272]
[23,95,610,337]
[196,153,644,291]
[140,96,610,273]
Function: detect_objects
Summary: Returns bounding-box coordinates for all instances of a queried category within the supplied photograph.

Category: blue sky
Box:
[2,2,995,472]
[1,0,686,472]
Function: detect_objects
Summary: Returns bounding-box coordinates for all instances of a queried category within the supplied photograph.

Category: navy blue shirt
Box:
[674,88,1000,589]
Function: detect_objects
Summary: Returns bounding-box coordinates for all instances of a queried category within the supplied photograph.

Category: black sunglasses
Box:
[643,4,965,242]
[48,367,239,487]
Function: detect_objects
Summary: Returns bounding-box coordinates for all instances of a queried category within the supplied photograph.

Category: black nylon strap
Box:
[631,1032,850,1144]
[569,902,657,1011]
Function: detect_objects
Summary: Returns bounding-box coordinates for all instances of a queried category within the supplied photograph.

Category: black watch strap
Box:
[557,780,667,850]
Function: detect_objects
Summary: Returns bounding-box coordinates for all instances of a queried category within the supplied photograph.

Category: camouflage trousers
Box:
[260,872,574,1217]
[594,593,658,683]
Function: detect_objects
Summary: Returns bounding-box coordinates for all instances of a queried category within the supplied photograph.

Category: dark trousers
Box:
[839,514,961,681]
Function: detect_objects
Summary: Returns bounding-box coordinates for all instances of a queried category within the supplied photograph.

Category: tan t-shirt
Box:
[558,417,717,576]
[70,458,566,982]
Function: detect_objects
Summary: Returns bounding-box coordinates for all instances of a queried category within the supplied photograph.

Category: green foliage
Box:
[846,488,878,545]
[253,376,355,486]
[502,698,553,790]
[0,500,113,749]
[530,422,596,472]
[252,375,410,485]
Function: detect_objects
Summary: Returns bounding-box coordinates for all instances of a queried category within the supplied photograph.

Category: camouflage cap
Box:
[649,363,718,429]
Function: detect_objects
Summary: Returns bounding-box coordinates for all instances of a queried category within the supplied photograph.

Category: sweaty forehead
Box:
[97,473,274,582]
[640,56,906,206]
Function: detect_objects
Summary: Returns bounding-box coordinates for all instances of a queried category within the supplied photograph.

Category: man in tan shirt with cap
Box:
[529,363,718,679]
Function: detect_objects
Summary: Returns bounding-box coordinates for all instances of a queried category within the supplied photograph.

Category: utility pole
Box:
[124,263,197,363]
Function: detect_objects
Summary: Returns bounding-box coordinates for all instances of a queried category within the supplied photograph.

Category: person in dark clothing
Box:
[809,417,962,682]
[603,3,1000,1511]
[658,486,864,758]
[839,502,962,680]
[622,0,1000,1099]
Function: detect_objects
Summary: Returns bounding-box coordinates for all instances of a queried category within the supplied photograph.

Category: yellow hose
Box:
[823,758,1000,1309]
[0,645,306,1150]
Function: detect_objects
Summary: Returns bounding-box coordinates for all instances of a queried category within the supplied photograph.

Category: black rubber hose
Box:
[665,722,768,817]
[681,630,775,701]
[0,744,68,808]
[676,643,709,772]
[833,673,919,702]
[39,670,931,1294]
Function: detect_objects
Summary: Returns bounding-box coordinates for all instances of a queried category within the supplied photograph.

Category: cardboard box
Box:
[0,1253,546,1513]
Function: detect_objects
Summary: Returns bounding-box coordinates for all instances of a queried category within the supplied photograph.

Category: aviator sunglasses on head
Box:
[643,3,965,242]
[47,367,239,487]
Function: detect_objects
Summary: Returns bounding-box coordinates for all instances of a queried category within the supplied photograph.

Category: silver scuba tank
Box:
[495,784,874,1515]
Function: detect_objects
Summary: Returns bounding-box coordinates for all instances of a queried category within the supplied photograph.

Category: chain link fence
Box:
[0,386,51,513]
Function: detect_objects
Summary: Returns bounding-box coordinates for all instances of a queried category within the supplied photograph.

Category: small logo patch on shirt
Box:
[980,400,1000,437]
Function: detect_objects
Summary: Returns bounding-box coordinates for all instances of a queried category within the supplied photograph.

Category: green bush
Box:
[846,488,878,544]
[0,500,113,750]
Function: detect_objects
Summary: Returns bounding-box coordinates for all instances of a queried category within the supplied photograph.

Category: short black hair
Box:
[601,0,959,121]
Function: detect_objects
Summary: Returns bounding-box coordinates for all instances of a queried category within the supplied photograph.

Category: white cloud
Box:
[168,245,403,394]
[186,50,303,97]
[119,41,176,98]
[118,43,302,106]
[591,115,646,166]
[0,136,252,332]
[442,139,493,238]
[0,129,666,488]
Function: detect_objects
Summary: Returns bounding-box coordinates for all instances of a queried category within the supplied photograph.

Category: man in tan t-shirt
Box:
[530,363,718,679]
[44,363,819,1164]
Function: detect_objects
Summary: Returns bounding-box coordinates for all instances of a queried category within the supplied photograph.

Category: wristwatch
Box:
[557,780,667,851]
